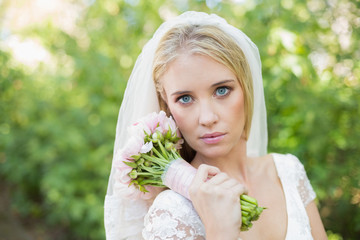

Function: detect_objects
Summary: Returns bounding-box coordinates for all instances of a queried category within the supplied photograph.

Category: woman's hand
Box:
[189,164,247,240]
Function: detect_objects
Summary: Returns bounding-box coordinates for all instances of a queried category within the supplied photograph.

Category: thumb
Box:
[194,164,221,183]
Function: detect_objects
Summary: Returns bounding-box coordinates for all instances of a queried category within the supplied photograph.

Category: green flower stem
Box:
[136,172,161,176]
[141,154,168,167]
[256,207,265,215]
[240,199,256,208]
[241,194,258,205]
[138,179,164,186]
[165,129,172,140]
[241,210,249,216]
[242,216,251,226]
[157,141,169,160]
[149,160,168,169]
[151,147,166,160]
[241,205,256,213]
[241,222,253,231]
[150,166,163,171]
[171,149,181,159]
[138,165,164,175]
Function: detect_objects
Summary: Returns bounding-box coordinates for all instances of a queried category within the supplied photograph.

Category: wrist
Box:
[206,234,239,240]
[205,226,240,240]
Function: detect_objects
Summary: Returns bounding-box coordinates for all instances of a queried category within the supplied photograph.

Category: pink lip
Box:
[200,132,226,144]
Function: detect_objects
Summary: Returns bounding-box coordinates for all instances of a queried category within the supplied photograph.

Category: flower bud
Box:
[165,140,174,151]
[159,131,165,142]
[136,158,145,165]
[129,169,138,179]
[124,161,137,168]
[152,132,158,140]
[154,131,165,141]
[170,132,179,141]
[131,154,141,160]
[165,129,172,140]
[144,135,151,142]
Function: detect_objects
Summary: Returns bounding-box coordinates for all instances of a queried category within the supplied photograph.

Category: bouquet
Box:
[113,111,265,231]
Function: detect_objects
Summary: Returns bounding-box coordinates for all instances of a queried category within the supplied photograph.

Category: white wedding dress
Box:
[142,153,316,240]
[104,11,271,240]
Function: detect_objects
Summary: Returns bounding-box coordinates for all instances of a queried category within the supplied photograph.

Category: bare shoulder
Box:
[249,154,278,181]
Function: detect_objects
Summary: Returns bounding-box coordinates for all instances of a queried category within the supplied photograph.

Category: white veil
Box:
[104,11,267,240]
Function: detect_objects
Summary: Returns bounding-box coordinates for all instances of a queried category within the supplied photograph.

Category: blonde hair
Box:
[153,24,254,160]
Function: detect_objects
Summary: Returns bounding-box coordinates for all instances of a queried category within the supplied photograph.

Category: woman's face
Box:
[160,54,246,159]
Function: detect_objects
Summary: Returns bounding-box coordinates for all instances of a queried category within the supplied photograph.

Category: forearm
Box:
[205,231,239,240]
[204,222,240,240]
[306,201,328,240]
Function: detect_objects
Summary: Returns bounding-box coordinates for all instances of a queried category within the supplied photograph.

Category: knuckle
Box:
[199,184,211,194]
[200,183,221,196]
[235,184,246,194]
[198,164,208,170]
[228,178,237,185]
[218,188,228,198]
[229,188,241,198]
[219,172,229,178]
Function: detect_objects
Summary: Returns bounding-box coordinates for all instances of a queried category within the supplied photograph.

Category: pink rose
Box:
[113,175,155,200]
[162,115,177,135]
[112,151,132,183]
[113,179,142,199]
[145,111,164,133]
[140,141,153,153]
[113,162,132,184]
[122,135,144,159]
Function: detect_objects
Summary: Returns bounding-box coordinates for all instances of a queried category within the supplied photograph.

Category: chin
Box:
[196,146,231,159]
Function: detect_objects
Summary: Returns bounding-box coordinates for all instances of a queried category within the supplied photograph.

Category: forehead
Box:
[160,54,237,93]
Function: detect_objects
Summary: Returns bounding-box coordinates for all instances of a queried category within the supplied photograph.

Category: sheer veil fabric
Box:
[104,11,268,239]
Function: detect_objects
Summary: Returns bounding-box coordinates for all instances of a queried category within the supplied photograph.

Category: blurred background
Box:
[0,0,359,239]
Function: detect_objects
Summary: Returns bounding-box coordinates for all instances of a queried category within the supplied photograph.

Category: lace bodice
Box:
[142,153,316,240]
[143,190,205,240]
[273,153,316,240]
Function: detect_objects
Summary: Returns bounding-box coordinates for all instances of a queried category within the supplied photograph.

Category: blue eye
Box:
[215,87,230,96]
[178,95,193,104]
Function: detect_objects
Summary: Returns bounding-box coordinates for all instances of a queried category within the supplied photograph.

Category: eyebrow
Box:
[211,79,235,87]
[171,79,235,96]
[171,90,191,97]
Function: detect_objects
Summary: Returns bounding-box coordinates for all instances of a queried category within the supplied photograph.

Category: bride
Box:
[104,11,327,240]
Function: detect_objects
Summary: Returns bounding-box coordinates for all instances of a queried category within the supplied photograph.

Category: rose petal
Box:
[140,141,153,153]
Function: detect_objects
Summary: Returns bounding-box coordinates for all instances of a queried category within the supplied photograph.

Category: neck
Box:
[192,137,251,185]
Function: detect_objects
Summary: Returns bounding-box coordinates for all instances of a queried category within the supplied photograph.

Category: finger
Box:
[218,177,239,188]
[195,164,221,182]
[189,164,220,198]
[206,172,229,185]
[232,183,248,196]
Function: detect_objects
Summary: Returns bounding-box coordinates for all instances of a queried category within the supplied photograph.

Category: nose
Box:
[198,101,219,127]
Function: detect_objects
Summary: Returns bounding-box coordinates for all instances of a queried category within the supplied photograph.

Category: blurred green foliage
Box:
[0,0,359,239]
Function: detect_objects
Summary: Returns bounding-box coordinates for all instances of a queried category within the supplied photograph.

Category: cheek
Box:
[169,107,189,132]
[233,96,245,115]
[167,103,196,139]
[227,91,246,126]
[233,95,247,138]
